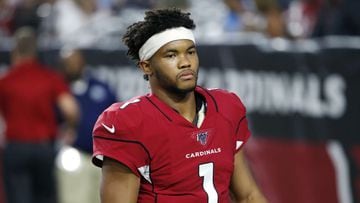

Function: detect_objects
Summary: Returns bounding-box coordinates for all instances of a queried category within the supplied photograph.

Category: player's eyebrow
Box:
[163,44,196,54]
[188,45,196,49]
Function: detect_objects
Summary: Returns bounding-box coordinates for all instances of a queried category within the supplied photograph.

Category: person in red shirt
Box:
[0,27,79,203]
[92,8,267,203]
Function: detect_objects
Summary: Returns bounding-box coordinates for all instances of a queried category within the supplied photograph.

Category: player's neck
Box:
[153,88,197,123]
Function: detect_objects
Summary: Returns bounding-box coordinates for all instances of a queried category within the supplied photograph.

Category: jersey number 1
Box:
[199,163,218,203]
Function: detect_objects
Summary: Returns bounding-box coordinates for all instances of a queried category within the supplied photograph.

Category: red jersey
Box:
[0,59,69,142]
[92,86,251,203]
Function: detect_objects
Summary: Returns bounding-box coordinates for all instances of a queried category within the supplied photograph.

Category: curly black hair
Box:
[122,8,196,63]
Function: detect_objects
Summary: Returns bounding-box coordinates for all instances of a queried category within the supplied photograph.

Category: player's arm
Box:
[230,150,267,203]
[101,157,140,203]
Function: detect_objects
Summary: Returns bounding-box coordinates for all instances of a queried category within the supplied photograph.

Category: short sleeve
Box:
[230,92,251,152]
[235,115,251,152]
[92,106,149,177]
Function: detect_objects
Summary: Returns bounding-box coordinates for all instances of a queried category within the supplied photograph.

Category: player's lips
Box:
[178,70,195,80]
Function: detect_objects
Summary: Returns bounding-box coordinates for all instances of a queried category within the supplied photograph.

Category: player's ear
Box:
[138,60,152,77]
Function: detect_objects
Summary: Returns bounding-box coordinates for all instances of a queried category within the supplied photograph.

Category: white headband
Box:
[138,27,195,61]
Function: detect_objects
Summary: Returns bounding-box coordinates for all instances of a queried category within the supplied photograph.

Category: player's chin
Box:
[178,82,197,93]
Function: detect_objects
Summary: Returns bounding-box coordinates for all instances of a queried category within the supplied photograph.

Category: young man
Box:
[92,8,267,203]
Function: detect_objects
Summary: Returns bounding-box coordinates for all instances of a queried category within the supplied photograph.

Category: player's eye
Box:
[165,53,176,58]
[188,48,197,55]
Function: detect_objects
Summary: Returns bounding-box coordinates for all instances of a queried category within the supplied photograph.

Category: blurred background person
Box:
[223,0,260,32]
[11,0,42,34]
[0,0,14,37]
[284,0,322,38]
[0,26,79,203]
[54,0,98,44]
[56,47,117,203]
[53,0,120,47]
[256,0,286,37]
[312,0,360,37]
[223,0,286,37]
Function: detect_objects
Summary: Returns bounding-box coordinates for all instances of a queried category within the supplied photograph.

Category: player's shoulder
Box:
[101,95,147,117]
[96,95,149,129]
[197,87,247,120]
[93,95,150,139]
[200,87,245,109]
[204,87,234,97]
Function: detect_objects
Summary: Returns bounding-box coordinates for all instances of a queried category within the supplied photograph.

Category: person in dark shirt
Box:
[57,47,117,203]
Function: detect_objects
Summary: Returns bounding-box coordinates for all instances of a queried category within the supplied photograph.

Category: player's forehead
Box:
[157,39,196,53]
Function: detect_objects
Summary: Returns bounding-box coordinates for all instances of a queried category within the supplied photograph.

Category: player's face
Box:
[149,39,199,94]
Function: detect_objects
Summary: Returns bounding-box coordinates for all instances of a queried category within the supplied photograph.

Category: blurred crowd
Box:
[1,0,360,49]
[223,0,360,38]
